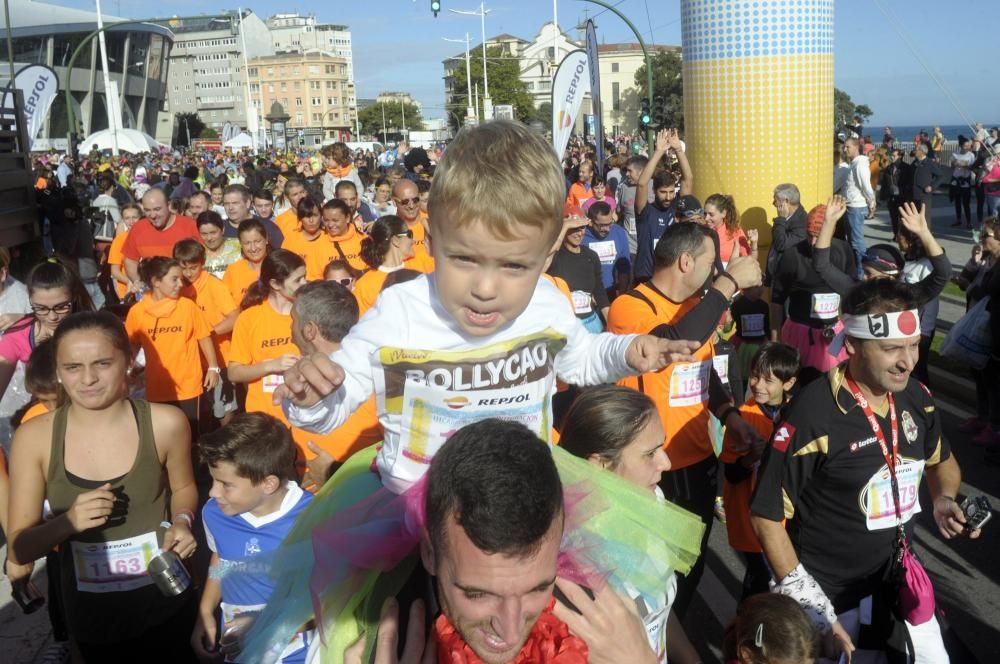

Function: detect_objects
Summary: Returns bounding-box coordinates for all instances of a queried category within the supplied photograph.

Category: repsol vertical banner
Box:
[551,49,589,159]
[585,20,604,168]
[1,65,59,150]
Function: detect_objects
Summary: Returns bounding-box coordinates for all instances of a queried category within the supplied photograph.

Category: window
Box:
[312,113,321,122]
[296,97,303,107]
[294,81,301,90]
[249,67,258,77]
[327,81,337,90]
[312,97,321,106]
[547,46,555,58]
[281,82,287,91]
[267,67,274,76]
[612,82,620,111]
[268,84,275,93]
[280,98,288,107]
[325,65,334,74]
[296,112,304,124]
[525,82,534,90]
[611,62,619,73]
[328,97,336,106]
[310,81,320,90]
[309,65,319,74]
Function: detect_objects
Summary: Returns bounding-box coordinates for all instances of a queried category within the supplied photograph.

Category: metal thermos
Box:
[147,549,191,596]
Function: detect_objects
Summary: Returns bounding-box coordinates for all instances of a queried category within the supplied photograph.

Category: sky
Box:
[50,0,1000,127]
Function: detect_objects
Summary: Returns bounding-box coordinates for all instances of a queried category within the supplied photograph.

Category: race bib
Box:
[713,354,730,385]
[262,373,285,394]
[71,531,158,593]
[668,360,711,407]
[221,602,306,660]
[810,292,841,320]
[860,458,925,531]
[398,380,549,472]
[740,313,766,338]
[589,240,617,265]
[570,290,593,315]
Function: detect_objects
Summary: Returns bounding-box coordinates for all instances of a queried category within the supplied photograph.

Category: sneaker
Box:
[958,417,987,434]
[713,496,727,524]
[971,427,1000,447]
[40,643,69,664]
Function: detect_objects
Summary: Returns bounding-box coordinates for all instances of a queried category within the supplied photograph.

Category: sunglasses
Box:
[395,197,420,207]
[396,229,414,239]
[331,277,354,287]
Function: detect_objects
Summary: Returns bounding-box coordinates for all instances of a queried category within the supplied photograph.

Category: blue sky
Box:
[55,0,1000,126]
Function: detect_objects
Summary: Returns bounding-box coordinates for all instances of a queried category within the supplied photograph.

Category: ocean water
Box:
[873,124,999,141]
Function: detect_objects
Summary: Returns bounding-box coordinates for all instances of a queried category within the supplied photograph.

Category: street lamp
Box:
[443,34,476,123]
[449,2,492,120]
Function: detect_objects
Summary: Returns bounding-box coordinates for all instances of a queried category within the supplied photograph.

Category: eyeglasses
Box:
[395,197,420,207]
[331,277,354,287]
[31,301,73,316]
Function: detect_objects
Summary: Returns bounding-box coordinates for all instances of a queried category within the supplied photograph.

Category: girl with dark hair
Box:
[223,218,270,305]
[559,385,701,664]
[124,257,219,432]
[228,249,306,426]
[0,258,94,421]
[7,310,200,661]
[353,215,414,316]
[367,176,396,217]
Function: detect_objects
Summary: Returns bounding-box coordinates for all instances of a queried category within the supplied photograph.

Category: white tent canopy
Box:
[224,133,254,149]
[79,128,163,154]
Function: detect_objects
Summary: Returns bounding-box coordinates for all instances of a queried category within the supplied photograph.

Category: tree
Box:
[175,112,206,147]
[199,127,219,139]
[358,101,425,138]
[448,45,534,131]
[532,101,553,126]
[834,88,875,128]
[634,50,684,130]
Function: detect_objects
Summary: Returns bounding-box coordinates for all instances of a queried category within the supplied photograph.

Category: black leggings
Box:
[657,454,717,618]
[954,186,972,224]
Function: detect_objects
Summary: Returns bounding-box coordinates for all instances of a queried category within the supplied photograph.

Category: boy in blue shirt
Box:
[191,412,313,663]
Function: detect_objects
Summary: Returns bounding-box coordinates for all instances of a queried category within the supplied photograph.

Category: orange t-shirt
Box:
[228,301,298,422]
[108,232,129,299]
[325,226,368,275]
[283,231,336,282]
[542,274,574,307]
[291,395,382,461]
[121,215,201,262]
[566,182,592,209]
[125,296,211,402]
[181,270,237,366]
[404,219,434,273]
[607,283,715,470]
[353,268,394,317]
[275,208,300,236]
[223,259,262,307]
[21,401,50,424]
[719,398,779,553]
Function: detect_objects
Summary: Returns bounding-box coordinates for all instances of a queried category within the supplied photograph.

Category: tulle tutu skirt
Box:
[780,319,848,373]
[238,444,705,664]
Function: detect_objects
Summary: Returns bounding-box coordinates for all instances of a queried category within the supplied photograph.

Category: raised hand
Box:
[273,352,346,408]
[898,201,930,236]
[825,195,847,226]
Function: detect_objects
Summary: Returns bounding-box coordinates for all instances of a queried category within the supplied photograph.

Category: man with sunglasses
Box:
[608,221,762,620]
[392,179,434,272]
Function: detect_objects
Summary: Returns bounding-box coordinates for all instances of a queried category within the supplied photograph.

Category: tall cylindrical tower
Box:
[680,0,834,244]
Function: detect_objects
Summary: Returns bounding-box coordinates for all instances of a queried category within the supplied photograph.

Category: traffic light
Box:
[653,95,666,130]
[639,98,652,131]
[431,0,441,16]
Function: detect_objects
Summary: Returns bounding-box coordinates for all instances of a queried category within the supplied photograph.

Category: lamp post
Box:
[449,2,492,120]
[443,34,476,123]
[574,0,654,147]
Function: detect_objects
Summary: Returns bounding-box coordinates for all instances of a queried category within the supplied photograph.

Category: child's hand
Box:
[625,336,700,373]
[190,611,219,662]
[274,352,346,408]
[303,441,337,493]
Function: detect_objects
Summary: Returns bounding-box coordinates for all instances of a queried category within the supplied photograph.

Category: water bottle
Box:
[147,549,191,597]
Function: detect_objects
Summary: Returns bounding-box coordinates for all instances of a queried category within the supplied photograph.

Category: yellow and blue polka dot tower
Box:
[681,0,834,242]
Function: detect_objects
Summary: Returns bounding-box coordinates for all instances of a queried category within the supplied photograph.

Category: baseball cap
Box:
[861,244,904,277]
[676,195,704,220]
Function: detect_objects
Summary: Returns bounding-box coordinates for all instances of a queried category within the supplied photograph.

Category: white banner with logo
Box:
[551,49,589,160]
[1,65,59,151]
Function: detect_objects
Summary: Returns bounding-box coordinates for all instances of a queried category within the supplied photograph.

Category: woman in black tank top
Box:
[6,311,200,661]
